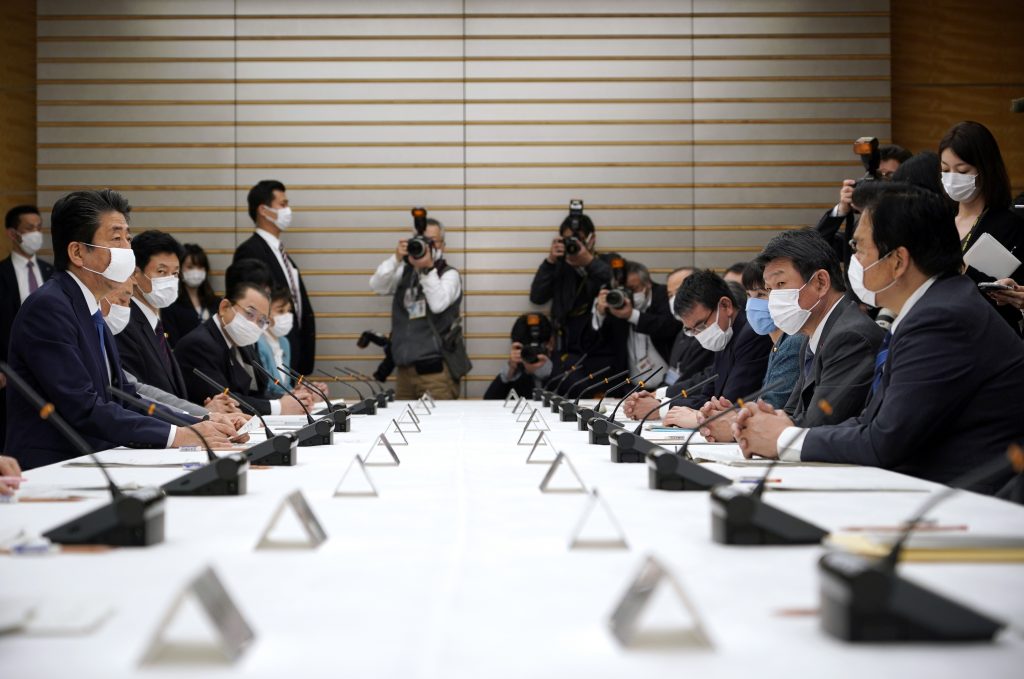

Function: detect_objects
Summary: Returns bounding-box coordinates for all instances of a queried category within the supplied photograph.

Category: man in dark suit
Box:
[5,190,235,470]
[624,269,772,424]
[663,266,713,387]
[591,260,681,393]
[758,229,885,426]
[0,205,55,444]
[233,180,316,374]
[115,230,189,400]
[735,183,1024,494]
[175,279,314,417]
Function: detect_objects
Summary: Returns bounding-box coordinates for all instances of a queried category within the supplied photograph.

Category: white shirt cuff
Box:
[270,399,282,416]
[777,426,807,461]
[627,309,640,325]
[655,386,668,400]
[166,425,177,448]
[831,204,842,218]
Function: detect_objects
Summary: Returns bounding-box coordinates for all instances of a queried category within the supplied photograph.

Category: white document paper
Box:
[964,232,1021,278]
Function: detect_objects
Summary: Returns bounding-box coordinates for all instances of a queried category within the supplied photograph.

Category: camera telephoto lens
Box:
[563,237,581,256]
[407,236,429,259]
[606,289,630,310]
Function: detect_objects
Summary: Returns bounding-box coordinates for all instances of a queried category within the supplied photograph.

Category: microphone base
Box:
[246,434,298,466]
[710,485,828,545]
[577,408,598,431]
[43,487,166,547]
[532,388,544,402]
[549,397,564,414]
[348,398,377,416]
[296,417,335,447]
[541,391,553,407]
[587,416,624,446]
[331,408,350,433]
[385,388,396,402]
[647,452,731,491]
[608,430,661,464]
[559,401,578,422]
[818,552,1004,642]
[162,454,249,496]
[376,392,389,409]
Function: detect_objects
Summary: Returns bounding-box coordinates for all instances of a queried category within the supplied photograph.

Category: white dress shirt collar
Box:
[66,271,101,317]
[254,227,281,250]
[890,276,939,335]
[808,295,845,353]
[10,250,37,268]
[131,297,160,331]
[212,311,234,349]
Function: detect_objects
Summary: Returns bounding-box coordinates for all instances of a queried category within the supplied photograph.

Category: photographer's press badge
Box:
[404,285,426,319]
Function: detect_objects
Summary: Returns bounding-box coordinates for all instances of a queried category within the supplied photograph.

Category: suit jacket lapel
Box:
[60,273,108,394]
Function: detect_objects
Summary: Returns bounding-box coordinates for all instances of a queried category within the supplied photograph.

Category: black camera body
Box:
[357,330,389,349]
[560,199,586,257]
[605,287,633,310]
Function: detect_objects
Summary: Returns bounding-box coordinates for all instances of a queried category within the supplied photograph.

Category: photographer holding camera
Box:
[369,209,464,399]
[529,200,613,369]
[483,313,557,400]
[591,259,680,391]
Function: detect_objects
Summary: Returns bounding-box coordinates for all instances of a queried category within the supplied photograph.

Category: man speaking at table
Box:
[733,183,1024,494]
[4,190,237,470]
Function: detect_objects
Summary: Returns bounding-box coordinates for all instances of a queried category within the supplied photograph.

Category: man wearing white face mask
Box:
[755,229,883,428]
[733,184,1024,494]
[5,190,238,470]
[591,260,680,392]
[625,270,772,426]
[115,230,189,400]
[234,180,317,374]
[175,278,314,416]
[0,205,55,443]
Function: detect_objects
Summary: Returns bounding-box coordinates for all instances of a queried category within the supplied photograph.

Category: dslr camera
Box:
[407,206,433,260]
[561,199,586,256]
[604,256,633,310]
[519,314,546,365]
[852,136,880,188]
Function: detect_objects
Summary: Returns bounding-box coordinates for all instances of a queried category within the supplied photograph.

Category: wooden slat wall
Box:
[1,0,38,260]
[35,0,891,397]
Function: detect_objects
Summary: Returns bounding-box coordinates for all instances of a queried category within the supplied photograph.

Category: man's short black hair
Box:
[559,213,595,238]
[247,179,287,224]
[725,261,748,275]
[674,269,732,317]
[130,229,184,272]
[5,205,40,231]
[225,258,272,294]
[510,313,553,345]
[50,189,131,272]
[756,228,846,292]
[880,144,912,164]
[852,181,963,278]
[225,281,270,304]
[891,150,945,198]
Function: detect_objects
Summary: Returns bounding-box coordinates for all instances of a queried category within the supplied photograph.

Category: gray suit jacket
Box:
[784,296,885,427]
[124,370,209,418]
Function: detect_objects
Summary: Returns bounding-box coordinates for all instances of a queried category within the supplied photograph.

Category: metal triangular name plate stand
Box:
[516,404,540,422]
[139,565,255,666]
[423,391,436,408]
[386,419,410,445]
[538,451,588,494]
[414,395,432,415]
[511,396,529,416]
[333,454,379,497]
[365,433,401,466]
[397,404,422,431]
[504,390,520,408]
[255,490,328,550]
[569,489,629,550]
[516,409,550,444]
[525,431,557,464]
[608,554,713,649]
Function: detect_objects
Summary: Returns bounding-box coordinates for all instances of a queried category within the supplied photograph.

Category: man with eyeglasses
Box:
[623,269,772,425]
[175,279,314,416]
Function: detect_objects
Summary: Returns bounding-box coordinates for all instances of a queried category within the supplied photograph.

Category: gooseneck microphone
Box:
[576,368,628,407]
[818,447,1023,642]
[557,366,610,421]
[677,378,788,462]
[191,368,298,465]
[109,386,248,496]
[0,362,165,546]
[544,353,588,406]
[341,366,389,408]
[278,365,351,432]
[609,366,665,422]
[593,367,653,413]
[327,367,378,415]
[576,367,648,432]
[586,366,665,446]
[328,367,365,399]
[249,362,334,447]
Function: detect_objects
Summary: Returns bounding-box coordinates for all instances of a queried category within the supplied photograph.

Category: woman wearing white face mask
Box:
[257,287,295,398]
[163,243,220,347]
[939,121,1024,335]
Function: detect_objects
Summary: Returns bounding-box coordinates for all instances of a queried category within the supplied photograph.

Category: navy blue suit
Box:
[5,272,175,470]
[802,275,1024,493]
[667,309,772,408]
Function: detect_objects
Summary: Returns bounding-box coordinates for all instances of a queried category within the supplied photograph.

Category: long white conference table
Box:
[2,398,1023,678]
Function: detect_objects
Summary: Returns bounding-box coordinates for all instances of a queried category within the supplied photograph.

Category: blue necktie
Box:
[870,331,892,396]
[803,348,815,380]
[92,310,107,366]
